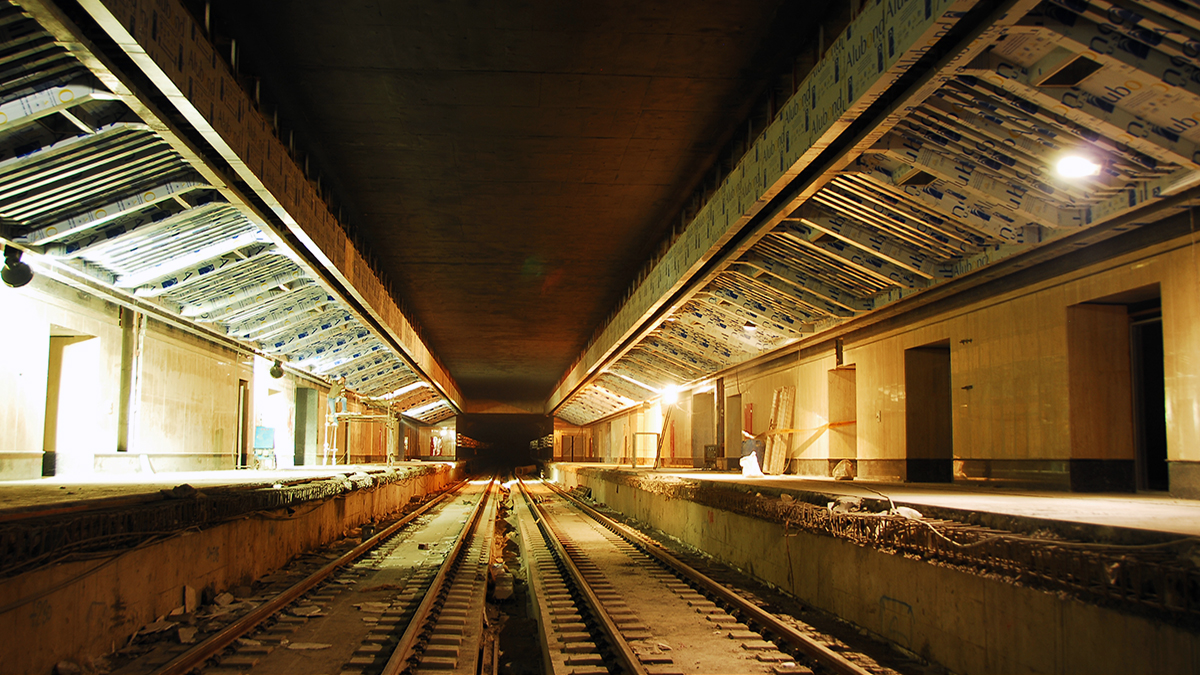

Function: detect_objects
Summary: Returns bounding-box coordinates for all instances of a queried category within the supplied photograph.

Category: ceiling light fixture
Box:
[269,359,284,379]
[2,246,33,288]
[743,321,757,332]
[1056,155,1101,178]
[661,384,679,405]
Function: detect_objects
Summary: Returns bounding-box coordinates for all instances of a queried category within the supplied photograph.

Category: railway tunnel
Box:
[2,0,1200,672]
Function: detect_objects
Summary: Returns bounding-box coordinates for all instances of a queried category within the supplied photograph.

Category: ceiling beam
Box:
[782,208,951,279]
[773,218,930,288]
[961,51,1200,171]
[739,251,872,311]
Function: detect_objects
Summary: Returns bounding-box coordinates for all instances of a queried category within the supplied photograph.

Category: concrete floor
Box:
[0,461,459,519]
[554,463,1200,538]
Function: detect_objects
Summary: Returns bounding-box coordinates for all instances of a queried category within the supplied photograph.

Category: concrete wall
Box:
[139,321,250,470]
[556,466,1200,674]
[417,417,457,459]
[0,465,460,675]
[582,230,1200,496]
[0,276,407,478]
[0,278,123,478]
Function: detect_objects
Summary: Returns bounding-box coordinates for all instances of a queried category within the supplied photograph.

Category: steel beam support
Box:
[962,52,1200,169]
[17,180,202,245]
[772,218,931,287]
[132,244,278,297]
[0,82,118,130]
[785,208,953,278]
[739,251,872,311]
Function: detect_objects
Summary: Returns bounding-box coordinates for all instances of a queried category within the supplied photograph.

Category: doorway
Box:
[724,394,742,464]
[236,379,250,468]
[827,366,857,476]
[44,330,98,476]
[294,387,319,467]
[1068,285,1160,492]
[905,341,952,482]
[1130,299,1168,491]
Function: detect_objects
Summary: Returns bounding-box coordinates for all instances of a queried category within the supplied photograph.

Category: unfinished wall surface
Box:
[0,273,413,477]
[417,418,458,460]
[1066,304,1136,490]
[137,321,251,471]
[583,230,1200,496]
[556,466,1199,675]
[0,278,123,479]
[0,465,460,675]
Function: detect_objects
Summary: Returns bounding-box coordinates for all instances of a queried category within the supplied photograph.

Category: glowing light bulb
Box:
[1056,155,1100,178]
[662,385,679,405]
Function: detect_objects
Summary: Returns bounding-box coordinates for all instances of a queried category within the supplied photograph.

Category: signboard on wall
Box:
[253,426,275,450]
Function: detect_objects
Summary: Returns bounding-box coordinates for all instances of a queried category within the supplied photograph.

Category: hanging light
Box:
[1,246,33,288]
[661,384,679,405]
[269,359,284,378]
[1056,155,1101,178]
[743,320,757,332]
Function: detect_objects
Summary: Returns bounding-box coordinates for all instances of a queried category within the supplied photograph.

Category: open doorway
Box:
[827,366,857,476]
[1068,285,1161,492]
[236,379,250,468]
[905,341,952,483]
[724,394,742,466]
[44,328,98,476]
[1130,298,1168,491]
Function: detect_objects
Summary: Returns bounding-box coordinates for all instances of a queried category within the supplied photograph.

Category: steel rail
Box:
[517,478,649,675]
[152,479,467,675]
[380,477,497,675]
[542,479,875,675]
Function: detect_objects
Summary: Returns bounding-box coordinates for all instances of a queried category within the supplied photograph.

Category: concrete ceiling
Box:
[210,0,831,405]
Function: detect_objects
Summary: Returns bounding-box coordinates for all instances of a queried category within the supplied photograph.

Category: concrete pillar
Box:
[116,308,144,453]
[294,387,319,466]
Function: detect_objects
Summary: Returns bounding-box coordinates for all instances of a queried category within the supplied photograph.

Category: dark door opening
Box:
[236,379,250,468]
[295,387,319,467]
[827,366,857,477]
[1131,300,1168,491]
[905,341,953,483]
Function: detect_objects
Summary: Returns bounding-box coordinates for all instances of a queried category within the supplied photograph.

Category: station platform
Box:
[544,462,1200,541]
[0,460,462,521]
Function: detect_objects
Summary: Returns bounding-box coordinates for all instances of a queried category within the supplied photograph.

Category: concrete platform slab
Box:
[0,462,462,519]
[549,463,1200,538]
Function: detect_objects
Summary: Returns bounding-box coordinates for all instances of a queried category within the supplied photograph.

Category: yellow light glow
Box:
[661,385,679,405]
[1056,155,1101,178]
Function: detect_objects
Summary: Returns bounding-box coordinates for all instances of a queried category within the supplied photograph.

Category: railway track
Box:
[108,473,921,675]
[110,477,501,675]
[515,477,890,675]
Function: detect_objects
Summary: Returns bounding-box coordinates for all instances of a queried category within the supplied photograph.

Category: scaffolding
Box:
[322,409,401,466]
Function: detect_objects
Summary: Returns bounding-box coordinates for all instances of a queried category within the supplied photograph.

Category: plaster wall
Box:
[0,275,408,475]
[723,359,800,440]
[138,321,251,470]
[0,279,123,478]
[558,467,1200,675]
[0,466,460,675]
